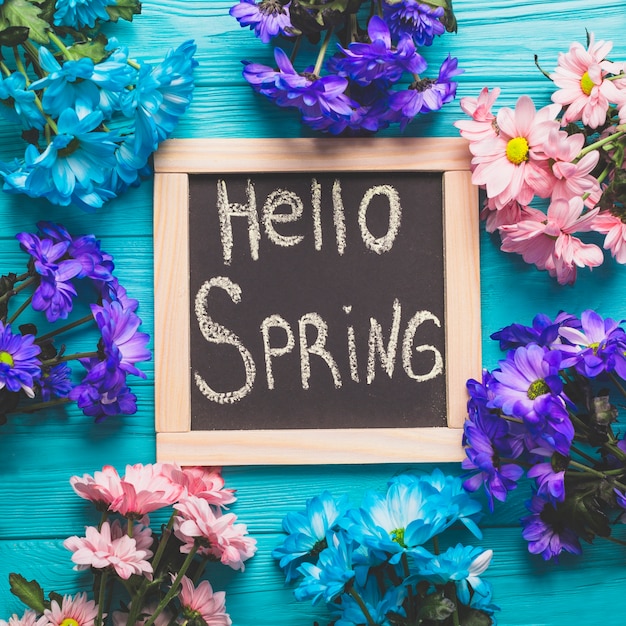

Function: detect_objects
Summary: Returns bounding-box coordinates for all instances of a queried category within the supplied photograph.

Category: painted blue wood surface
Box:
[0,1,625,623]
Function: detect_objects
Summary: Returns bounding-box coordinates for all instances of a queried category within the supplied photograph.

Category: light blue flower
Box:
[120,40,197,160]
[273,490,349,582]
[54,0,116,29]
[416,544,494,606]
[30,47,99,118]
[20,109,117,207]
[294,531,356,605]
[340,478,440,564]
[332,580,405,626]
[0,73,47,130]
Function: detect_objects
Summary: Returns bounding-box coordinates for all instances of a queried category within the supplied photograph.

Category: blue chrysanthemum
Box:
[273,490,349,582]
[230,0,293,44]
[0,322,41,398]
[120,40,197,161]
[417,544,493,606]
[383,0,446,46]
[0,73,46,130]
[54,0,116,29]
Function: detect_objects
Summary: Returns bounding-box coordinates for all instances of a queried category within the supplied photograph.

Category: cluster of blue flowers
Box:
[0,0,196,210]
[462,310,626,561]
[0,221,150,423]
[273,470,498,626]
[230,0,459,134]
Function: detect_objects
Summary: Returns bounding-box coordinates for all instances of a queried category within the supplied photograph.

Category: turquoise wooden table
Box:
[0,1,625,624]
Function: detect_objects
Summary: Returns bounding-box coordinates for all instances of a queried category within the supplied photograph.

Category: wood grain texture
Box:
[0,0,625,622]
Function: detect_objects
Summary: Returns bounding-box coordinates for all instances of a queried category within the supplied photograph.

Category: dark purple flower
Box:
[333,16,427,87]
[92,300,151,379]
[389,55,461,129]
[0,321,41,398]
[521,494,582,560]
[490,311,580,351]
[527,459,567,502]
[39,363,72,401]
[16,229,83,322]
[230,0,293,44]
[462,372,525,510]
[383,0,445,46]
[556,309,626,377]
[69,375,137,422]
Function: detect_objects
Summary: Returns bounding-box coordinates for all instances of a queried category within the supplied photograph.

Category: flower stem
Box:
[609,372,626,400]
[95,569,109,626]
[577,129,625,159]
[142,545,199,626]
[568,459,626,491]
[150,512,176,574]
[48,31,74,61]
[36,313,95,344]
[348,586,376,626]
[5,397,71,414]
[42,351,99,365]
[6,293,33,326]
[0,276,36,305]
[313,27,333,78]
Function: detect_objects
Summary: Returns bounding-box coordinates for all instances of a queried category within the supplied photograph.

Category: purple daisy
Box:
[383,0,445,46]
[0,322,41,398]
[389,55,461,129]
[521,494,582,560]
[557,309,626,377]
[332,16,427,87]
[527,458,567,502]
[462,376,525,511]
[230,0,293,44]
[92,299,151,379]
[491,311,580,351]
[70,375,138,422]
[39,362,73,401]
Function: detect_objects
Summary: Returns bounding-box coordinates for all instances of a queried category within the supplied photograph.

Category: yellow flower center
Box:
[580,71,595,96]
[506,137,529,165]
[60,620,79,626]
[391,527,406,548]
[527,379,550,400]
[0,351,14,367]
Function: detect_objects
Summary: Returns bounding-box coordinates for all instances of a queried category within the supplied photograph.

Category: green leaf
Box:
[68,33,109,62]
[34,0,56,24]
[8,573,46,613]
[0,0,50,43]
[0,24,29,46]
[417,590,456,622]
[106,0,142,23]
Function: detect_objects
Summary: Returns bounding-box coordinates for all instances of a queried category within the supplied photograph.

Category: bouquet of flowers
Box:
[2,462,256,625]
[230,0,459,135]
[462,309,626,561]
[0,0,197,210]
[0,220,150,423]
[455,33,626,284]
[273,470,498,626]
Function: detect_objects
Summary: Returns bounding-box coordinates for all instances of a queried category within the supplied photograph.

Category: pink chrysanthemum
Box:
[454,86,500,141]
[0,609,39,626]
[42,593,100,626]
[468,95,561,209]
[551,33,625,128]
[499,197,603,284]
[481,197,528,234]
[542,128,600,203]
[179,575,232,625]
[592,211,626,263]
[174,495,257,571]
[64,520,153,580]
[70,464,122,510]
[179,466,237,507]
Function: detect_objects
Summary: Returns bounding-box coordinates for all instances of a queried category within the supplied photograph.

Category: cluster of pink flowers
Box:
[2,463,255,626]
[455,33,626,284]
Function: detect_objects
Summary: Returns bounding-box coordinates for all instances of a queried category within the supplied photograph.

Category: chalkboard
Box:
[153,138,480,465]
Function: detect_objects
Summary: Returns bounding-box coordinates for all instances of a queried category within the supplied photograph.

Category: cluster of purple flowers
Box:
[462,310,626,560]
[0,221,150,422]
[273,470,499,625]
[0,0,196,210]
[230,0,460,134]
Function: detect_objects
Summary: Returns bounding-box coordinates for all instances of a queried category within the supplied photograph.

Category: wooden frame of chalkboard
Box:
[153,137,479,465]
